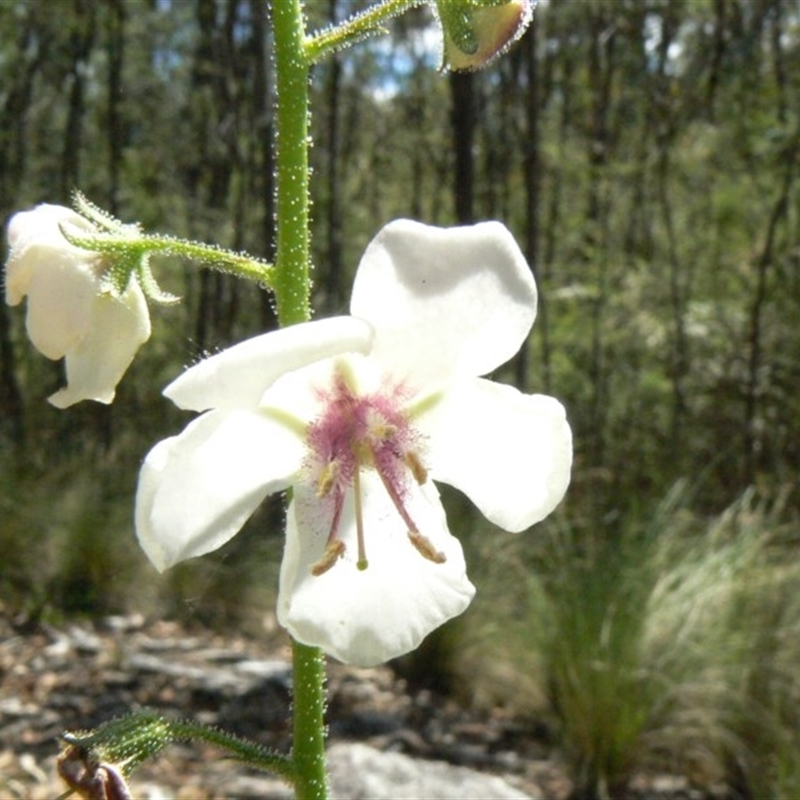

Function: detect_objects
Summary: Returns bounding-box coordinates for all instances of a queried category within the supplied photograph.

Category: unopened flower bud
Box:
[57,745,132,800]
[57,711,172,798]
[435,0,534,71]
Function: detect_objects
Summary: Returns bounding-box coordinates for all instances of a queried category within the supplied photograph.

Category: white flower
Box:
[5,204,151,408]
[135,219,571,667]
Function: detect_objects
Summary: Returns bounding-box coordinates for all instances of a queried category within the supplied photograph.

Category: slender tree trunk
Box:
[706,0,727,121]
[518,20,546,391]
[450,71,475,224]
[61,0,96,199]
[744,137,797,483]
[0,13,43,448]
[249,0,277,331]
[106,0,125,216]
[323,0,344,313]
[192,0,239,349]
[652,4,688,465]
[585,4,615,470]
[770,0,787,124]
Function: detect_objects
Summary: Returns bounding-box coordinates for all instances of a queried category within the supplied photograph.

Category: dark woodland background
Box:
[3,1,800,795]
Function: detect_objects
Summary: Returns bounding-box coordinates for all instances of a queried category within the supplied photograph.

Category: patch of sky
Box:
[343,20,441,102]
[643,11,685,75]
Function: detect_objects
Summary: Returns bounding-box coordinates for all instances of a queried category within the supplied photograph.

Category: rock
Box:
[327,742,541,800]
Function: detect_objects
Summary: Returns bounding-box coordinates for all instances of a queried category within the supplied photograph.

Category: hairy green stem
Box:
[168,719,296,782]
[60,228,273,288]
[134,235,273,286]
[291,641,330,800]
[272,2,329,799]
[305,0,424,64]
[273,0,311,327]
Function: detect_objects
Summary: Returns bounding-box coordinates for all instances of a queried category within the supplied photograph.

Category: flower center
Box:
[304,362,445,575]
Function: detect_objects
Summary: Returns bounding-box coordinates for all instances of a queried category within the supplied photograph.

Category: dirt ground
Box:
[0,611,722,799]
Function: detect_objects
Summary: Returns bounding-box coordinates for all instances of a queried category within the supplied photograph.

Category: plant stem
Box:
[291,641,329,800]
[60,228,274,288]
[272,3,329,798]
[167,719,297,782]
[273,0,311,327]
[305,0,424,64]
[136,235,273,287]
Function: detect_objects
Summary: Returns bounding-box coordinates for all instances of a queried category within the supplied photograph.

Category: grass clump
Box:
[459,483,800,799]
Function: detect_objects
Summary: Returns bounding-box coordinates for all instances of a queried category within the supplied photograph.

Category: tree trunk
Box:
[61,0,96,199]
[450,71,475,224]
[322,0,345,313]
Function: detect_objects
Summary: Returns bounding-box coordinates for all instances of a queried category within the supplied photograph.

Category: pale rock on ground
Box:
[327,742,539,800]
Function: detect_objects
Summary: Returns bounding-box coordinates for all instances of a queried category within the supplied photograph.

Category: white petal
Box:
[420,378,572,532]
[278,473,475,667]
[164,317,374,412]
[6,204,90,252]
[49,283,151,408]
[5,205,94,305]
[136,408,304,572]
[260,351,386,430]
[350,219,536,386]
[22,255,97,360]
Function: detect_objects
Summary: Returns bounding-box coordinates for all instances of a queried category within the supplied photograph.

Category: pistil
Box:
[353,467,368,570]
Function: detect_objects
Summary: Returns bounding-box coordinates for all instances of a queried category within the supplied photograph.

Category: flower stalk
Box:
[304,0,423,64]
[62,192,274,295]
[272,1,329,797]
[58,710,296,799]
[290,641,329,800]
[273,0,312,327]
[116,234,274,289]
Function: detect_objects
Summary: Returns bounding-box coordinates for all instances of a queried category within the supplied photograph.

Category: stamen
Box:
[353,467,368,570]
[311,487,345,577]
[404,451,428,485]
[372,451,445,564]
[311,539,346,576]
[374,456,419,534]
[317,460,339,498]
[408,531,446,564]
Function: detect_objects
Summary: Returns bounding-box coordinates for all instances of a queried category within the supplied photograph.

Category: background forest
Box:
[2,0,800,796]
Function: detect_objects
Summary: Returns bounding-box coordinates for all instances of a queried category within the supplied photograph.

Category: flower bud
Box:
[57,746,132,800]
[57,711,172,799]
[435,0,534,71]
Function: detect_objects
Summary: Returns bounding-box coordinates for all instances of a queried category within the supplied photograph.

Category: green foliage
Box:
[0,453,150,619]
[3,0,800,514]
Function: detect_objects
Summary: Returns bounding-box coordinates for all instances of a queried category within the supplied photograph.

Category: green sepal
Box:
[60,710,172,778]
[135,253,181,305]
[100,251,143,297]
[72,190,136,235]
[436,1,480,55]
[59,224,178,305]
[60,710,296,784]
